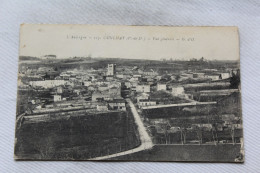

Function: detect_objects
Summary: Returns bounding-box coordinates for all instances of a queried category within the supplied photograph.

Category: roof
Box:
[88,85,97,88]
[139,99,156,102]
[137,83,150,86]
[222,114,236,121]
[171,85,184,88]
[206,74,220,76]
[143,69,154,72]
[200,89,238,94]
[137,93,150,97]
[93,90,109,95]
[99,83,108,87]
[110,86,118,89]
[97,102,108,106]
[108,99,125,103]
[157,83,167,85]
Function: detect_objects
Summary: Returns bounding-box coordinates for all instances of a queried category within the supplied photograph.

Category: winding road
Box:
[90,99,153,160]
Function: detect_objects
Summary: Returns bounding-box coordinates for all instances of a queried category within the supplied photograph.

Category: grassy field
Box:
[15,106,140,160]
[110,144,242,162]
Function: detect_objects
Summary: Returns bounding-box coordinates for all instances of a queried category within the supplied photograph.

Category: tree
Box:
[229,124,235,145]
[195,126,203,145]
[230,69,240,89]
[179,119,188,144]
[162,124,170,144]
[175,75,181,81]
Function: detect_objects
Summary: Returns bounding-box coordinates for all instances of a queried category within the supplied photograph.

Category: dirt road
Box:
[90,99,153,160]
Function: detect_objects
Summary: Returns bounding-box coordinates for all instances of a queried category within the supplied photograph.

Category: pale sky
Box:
[20,24,239,61]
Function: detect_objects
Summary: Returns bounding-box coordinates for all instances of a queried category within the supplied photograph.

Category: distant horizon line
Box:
[19,55,239,62]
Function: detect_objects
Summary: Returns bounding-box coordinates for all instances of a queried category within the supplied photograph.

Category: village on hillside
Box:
[15,56,243,162]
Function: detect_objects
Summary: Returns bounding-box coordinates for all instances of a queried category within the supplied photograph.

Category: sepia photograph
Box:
[14,24,243,162]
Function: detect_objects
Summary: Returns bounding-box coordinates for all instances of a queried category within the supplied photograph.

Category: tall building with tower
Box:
[107,64,116,76]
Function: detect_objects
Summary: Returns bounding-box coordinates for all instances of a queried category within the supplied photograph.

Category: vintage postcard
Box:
[15,24,243,162]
